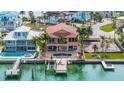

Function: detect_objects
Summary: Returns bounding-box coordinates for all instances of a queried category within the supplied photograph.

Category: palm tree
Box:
[105,38,113,51]
[36,16,42,24]
[42,15,48,25]
[20,11,25,24]
[111,16,117,29]
[90,12,103,24]
[95,12,103,22]
[112,16,117,40]
[20,11,25,18]
[100,36,106,52]
[33,33,50,52]
[58,18,65,23]
[77,27,89,59]
[118,33,124,48]
[92,44,98,52]
[87,26,92,35]
[28,11,36,24]
[89,12,94,25]
[22,16,28,24]
[58,36,66,43]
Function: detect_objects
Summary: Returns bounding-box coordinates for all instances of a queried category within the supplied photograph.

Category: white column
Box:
[15,40,17,51]
[26,40,28,51]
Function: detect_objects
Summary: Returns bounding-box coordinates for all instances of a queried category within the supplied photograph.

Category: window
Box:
[15,32,17,36]
[28,47,35,50]
[22,32,28,37]
[48,38,55,43]
[68,46,77,51]
[7,41,11,43]
[48,46,57,51]
[69,38,76,42]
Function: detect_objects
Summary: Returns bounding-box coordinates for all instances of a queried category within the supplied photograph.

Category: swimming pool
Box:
[0,52,36,58]
[53,53,72,57]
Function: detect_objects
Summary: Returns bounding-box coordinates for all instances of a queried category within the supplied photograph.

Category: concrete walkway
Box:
[91,19,117,38]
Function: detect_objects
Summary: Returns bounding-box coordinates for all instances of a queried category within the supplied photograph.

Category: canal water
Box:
[0,64,124,81]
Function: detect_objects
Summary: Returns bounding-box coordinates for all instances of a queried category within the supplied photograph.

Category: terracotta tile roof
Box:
[46,23,78,37]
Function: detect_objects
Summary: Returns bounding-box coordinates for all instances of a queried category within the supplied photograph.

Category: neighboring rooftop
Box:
[4,26,43,40]
[44,11,68,17]
[117,16,124,20]
[0,11,19,22]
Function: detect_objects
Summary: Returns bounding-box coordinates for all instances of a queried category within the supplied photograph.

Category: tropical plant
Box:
[36,16,42,24]
[118,24,124,32]
[33,33,50,52]
[0,39,4,46]
[28,11,36,23]
[42,15,48,24]
[89,12,94,25]
[77,27,89,58]
[86,26,92,35]
[58,36,66,43]
[111,16,117,29]
[92,44,98,52]
[100,36,106,52]
[58,18,65,23]
[20,11,25,18]
[118,12,124,16]
[105,38,113,51]
[118,33,124,48]
[95,12,103,22]
[20,11,26,24]
[90,12,103,24]
[22,16,28,23]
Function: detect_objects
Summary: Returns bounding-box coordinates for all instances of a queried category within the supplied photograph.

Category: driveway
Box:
[91,19,117,38]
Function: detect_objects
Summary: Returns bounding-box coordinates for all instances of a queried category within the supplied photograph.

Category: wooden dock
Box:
[55,59,67,74]
[5,58,22,76]
[101,61,114,70]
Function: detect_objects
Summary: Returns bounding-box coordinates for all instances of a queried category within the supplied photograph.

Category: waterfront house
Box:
[41,11,91,24]
[3,26,42,52]
[0,12,22,31]
[46,23,79,57]
[99,11,118,18]
[66,11,91,22]
[41,11,67,24]
[116,16,124,28]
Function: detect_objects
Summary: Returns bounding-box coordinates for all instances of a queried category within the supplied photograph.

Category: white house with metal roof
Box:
[3,26,42,52]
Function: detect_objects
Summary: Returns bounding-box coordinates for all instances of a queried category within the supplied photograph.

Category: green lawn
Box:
[25,23,53,30]
[100,23,113,32]
[85,52,124,59]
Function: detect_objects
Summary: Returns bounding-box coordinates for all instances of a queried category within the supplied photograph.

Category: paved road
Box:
[91,19,117,38]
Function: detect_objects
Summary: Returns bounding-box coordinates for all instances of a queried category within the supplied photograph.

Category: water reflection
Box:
[0,64,124,81]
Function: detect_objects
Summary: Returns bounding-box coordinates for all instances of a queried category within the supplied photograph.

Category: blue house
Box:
[41,11,91,24]
[0,11,22,32]
[67,11,91,21]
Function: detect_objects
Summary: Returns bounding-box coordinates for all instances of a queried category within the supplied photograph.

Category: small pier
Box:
[55,59,67,74]
[101,61,114,70]
[5,58,22,77]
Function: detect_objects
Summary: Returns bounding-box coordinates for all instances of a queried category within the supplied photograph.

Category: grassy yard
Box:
[25,23,53,30]
[100,23,113,32]
[85,52,124,59]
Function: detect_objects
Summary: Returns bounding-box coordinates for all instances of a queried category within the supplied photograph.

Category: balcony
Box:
[47,41,67,44]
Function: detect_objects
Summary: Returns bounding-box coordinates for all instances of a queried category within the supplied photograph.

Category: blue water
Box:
[0,52,35,57]
[1,64,124,81]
